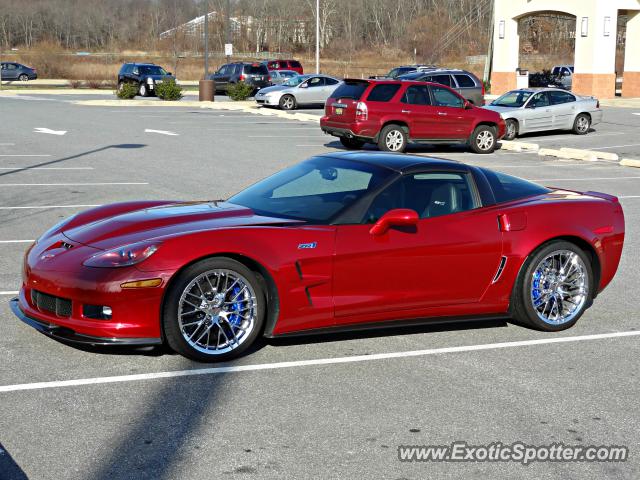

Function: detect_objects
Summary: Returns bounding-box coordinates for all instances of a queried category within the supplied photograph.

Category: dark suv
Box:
[208,62,270,94]
[398,69,485,105]
[320,79,504,154]
[117,63,174,97]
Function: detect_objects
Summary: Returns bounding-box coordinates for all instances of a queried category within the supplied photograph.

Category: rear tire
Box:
[340,137,365,150]
[19,74,29,82]
[510,240,594,332]
[378,124,408,152]
[503,119,518,141]
[469,125,497,154]
[139,83,148,97]
[279,94,296,110]
[573,113,591,135]
[163,257,265,362]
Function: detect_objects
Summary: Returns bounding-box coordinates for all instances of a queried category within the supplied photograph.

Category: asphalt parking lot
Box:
[0,93,639,480]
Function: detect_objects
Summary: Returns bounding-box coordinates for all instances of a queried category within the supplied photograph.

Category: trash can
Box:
[199,79,215,102]
[516,68,529,89]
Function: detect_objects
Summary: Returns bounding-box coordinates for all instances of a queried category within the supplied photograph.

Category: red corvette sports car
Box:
[12,152,624,361]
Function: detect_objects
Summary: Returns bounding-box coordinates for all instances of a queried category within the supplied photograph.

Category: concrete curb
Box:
[499,140,539,152]
[620,158,640,168]
[560,147,619,162]
[73,99,321,123]
[0,89,198,96]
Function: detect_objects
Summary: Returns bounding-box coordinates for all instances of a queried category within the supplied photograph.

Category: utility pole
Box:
[483,0,494,86]
[315,0,320,73]
[204,2,209,78]
[226,0,231,63]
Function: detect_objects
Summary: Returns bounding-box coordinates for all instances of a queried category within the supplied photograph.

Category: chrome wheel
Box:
[178,269,257,355]
[385,130,404,151]
[139,84,147,96]
[576,115,590,133]
[281,95,295,110]
[476,130,495,151]
[530,250,589,325]
[505,120,517,139]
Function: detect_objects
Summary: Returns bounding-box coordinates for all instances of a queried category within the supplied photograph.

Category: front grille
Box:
[31,290,72,318]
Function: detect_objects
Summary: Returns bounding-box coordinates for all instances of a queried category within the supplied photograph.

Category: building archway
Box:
[491,0,640,98]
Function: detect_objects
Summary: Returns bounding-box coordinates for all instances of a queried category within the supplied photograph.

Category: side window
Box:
[552,67,561,76]
[307,77,324,87]
[132,67,139,76]
[325,77,339,85]
[529,92,550,108]
[388,68,400,78]
[481,168,550,203]
[8,63,17,70]
[427,74,452,87]
[363,172,476,223]
[549,91,576,105]
[454,74,476,88]
[431,85,464,108]
[401,85,431,105]
[367,84,401,102]
[268,62,278,69]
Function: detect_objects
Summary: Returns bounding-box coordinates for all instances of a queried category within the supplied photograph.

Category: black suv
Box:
[117,63,175,97]
[207,62,270,94]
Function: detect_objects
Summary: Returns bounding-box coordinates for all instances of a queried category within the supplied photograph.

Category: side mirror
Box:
[299,83,308,88]
[526,103,536,109]
[369,209,419,236]
[464,101,473,110]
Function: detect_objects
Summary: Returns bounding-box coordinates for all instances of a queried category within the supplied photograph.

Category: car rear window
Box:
[454,74,476,88]
[425,74,452,87]
[330,81,369,100]
[549,91,576,104]
[481,169,550,203]
[366,84,401,102]
[289,60,302,68]
[244,64,269,74]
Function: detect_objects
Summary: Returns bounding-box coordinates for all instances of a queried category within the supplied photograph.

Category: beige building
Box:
[491,0,640,98]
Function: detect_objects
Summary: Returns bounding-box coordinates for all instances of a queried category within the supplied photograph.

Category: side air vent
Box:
[492,256,507,284]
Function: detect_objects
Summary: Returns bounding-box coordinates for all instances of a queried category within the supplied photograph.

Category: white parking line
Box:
[0,167,93,170]
[0,291,18,295]
[0,204,100,210]
[249,135,324,138]
[587,144,640,150]
[532,176,640,181]
[0,182,148,186]
[0,143,16,146]
[620,196,640,199]
[532,132,627,142]
[0,240,34,244]
[1,330,638,393]
[0,154,51,157]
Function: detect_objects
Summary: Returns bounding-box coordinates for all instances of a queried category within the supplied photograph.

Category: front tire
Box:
[163,257,265,362]
[340,137,365,150]
[19,74,29,82]
[139,83,149,97]
[573,113,591,135]
[378,124,408,152]
[279,94,296,110]
[469,125,497,154]
[510,241,594,331]
[503,119,518,141]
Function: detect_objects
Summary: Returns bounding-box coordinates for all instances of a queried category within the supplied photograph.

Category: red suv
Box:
[262,59,304,75]
[320,79,505,154]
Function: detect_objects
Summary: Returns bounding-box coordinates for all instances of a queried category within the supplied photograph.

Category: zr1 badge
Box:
[298,242,317,249]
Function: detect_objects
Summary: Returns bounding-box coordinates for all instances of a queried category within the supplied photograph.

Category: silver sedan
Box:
[255,74,342,110]
[483,88,603,140]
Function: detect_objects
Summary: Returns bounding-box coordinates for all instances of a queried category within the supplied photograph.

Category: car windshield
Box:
[227,157,394,222]
[491,90,533,108]
[282,75,306,86]
[139,65,168,75]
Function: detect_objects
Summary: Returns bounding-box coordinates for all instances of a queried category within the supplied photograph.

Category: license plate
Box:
[335,107,343,115]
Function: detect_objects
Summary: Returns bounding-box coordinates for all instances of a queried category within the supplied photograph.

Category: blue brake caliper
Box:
[229,285,242,326]
[532,270,542,303]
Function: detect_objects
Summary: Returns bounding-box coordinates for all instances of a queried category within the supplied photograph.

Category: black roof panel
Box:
[317,151,462,172]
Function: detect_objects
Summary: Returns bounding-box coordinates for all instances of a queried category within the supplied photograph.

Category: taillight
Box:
[240,74,246,81]
[355,102,368,121]
[267,75,271,81]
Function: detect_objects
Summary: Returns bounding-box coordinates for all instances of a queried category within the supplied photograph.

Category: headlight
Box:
[37,214,77,244]
[146,78,153,84]
[83,240,160,268]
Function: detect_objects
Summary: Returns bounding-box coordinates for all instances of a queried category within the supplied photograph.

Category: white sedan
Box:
[484,88,603,140]
[255,74,342,110]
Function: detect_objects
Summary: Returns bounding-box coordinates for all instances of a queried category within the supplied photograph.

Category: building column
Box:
[490,6,519,96]
[572,5,618,99]
[622,11,640,97]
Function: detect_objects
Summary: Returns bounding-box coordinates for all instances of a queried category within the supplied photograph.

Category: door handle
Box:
[438,112,448,116]
[401,110,411,114]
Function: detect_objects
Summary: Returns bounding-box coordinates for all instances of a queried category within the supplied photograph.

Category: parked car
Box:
[398,69,485,105]
[320,79,504,154]
[255,74,342,110]
[208,62,270,94]
[528,70,567,90]
[0,62,37,81]
[268,69,298,85]
[11,152,625,362]
[551,65,574,89]
[117,63,174,97]
[262,59,304,75]
[370,64,438,80]
[483,88,602,140]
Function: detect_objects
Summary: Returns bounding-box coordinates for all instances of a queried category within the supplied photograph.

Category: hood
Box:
[257,85,289,95]
[146,74,174,81]
[482,105,520,114]
[63,201,302,250]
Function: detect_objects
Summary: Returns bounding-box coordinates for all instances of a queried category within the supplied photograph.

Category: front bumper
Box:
[255,94,280,105]
[10,297,161,346]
